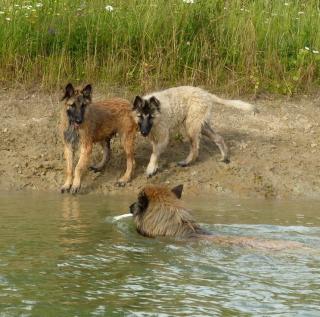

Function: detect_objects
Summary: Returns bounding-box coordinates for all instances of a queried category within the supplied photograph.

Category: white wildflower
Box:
[22,5,33,10]
[105,5,114,12]
[186,41,191,46]
[284,2,289,5]
[5,17,11,21]
[183,0,195,4]
[304,46,310,51]
[0,11,4,15]
[312,50,319,54]
[298,11,304,15]
[36,3,43,8]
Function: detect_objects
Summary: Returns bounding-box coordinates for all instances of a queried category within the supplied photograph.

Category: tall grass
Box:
[0,0,319,94]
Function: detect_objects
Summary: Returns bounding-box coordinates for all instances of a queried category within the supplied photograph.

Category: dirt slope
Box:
[0,87,319,199]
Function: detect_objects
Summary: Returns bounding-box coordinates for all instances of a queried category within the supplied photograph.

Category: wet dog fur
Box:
[129,184,304,250]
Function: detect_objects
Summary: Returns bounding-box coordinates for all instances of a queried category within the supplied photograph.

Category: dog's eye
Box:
[70,103,76,108]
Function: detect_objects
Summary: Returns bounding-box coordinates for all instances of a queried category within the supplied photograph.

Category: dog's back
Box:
[144,86,256,130]
[82,98,137,142]
[144,86,212,129]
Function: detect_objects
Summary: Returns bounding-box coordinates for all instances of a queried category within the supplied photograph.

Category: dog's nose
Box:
[141,131,148,137]
[75,119,82,124]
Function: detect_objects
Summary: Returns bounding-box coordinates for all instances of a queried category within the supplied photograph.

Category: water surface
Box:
[0,192,319,316]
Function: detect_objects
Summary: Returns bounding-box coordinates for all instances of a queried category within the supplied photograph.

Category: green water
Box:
[0,192,319,316]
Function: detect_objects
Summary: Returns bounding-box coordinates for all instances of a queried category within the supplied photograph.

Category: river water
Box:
[0,192,319,316]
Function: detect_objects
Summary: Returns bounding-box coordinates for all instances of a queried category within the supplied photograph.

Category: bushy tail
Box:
[210,94,258,113]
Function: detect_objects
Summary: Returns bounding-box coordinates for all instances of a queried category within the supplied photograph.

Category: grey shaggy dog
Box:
[133,86,257,177]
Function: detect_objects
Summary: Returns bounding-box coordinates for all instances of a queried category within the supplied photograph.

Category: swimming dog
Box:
[129,184,303,251]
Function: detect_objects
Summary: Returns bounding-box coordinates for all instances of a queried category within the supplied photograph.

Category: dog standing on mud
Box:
[133,86,257,177]
[60,83,137,194]
[129,184,304,250]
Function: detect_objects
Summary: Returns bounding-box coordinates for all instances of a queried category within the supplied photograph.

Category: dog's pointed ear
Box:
[171,184,183,199]
[82,84,92,101]
[138,191,149,211]
[133,96,143,111]
[150,96,160,112]
[61,83,74,101]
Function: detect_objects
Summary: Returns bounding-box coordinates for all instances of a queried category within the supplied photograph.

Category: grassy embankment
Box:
[0,0,319,94]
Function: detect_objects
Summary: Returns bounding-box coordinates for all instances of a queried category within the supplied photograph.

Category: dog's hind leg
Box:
[178,134,200,167]
[89,139,111,173]
[201,122,229,163]
[178,121,201,167]
[116,134,136,186]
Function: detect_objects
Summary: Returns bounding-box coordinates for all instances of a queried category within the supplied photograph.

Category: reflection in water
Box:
[61,195,81,220]
[60,196,88,255]
[59,195,93,254]
[0,192,319,316]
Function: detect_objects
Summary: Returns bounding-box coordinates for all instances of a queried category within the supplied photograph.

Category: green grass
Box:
[0,0,320,94]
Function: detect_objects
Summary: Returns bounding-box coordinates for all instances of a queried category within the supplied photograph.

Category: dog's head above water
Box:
[61,83,92,127]
[129,184,204,238]
[132,95,161,137]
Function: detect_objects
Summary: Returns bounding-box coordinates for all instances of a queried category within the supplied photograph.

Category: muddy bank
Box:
[0,87,319,199]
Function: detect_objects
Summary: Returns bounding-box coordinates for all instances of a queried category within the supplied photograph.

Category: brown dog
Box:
[129,184,303,250]
[60,83,137,194]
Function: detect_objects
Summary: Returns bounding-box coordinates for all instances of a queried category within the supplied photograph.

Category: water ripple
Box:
[0,192,320,316]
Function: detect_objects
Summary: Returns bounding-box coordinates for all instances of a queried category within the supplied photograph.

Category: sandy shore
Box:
[1,87,319,199]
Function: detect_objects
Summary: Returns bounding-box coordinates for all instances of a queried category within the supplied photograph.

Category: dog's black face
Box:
[133,96,160,137]
[129,192,149,217]
[62,83,92,127]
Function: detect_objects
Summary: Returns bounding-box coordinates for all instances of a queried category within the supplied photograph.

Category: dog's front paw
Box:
[115,176,130,187]
[70,184,81,195]
[177,160,189,167]
[146,170,158,178]
[115,181,127,187]
[146,165,158,178]
[60,184,71,194]
[221,157,230,164]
